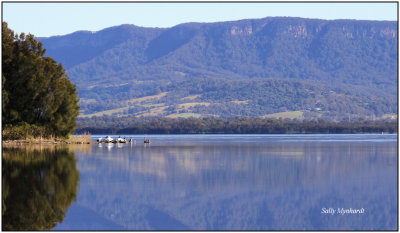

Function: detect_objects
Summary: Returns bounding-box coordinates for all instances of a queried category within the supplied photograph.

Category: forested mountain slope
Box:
[38,17,397,120]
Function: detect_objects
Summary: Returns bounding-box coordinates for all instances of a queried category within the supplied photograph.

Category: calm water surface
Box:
[2,134,397,230]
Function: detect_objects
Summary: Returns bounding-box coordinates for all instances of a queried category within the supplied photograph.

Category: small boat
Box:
[144,138,151,144]
[116,137,127,143]
[112,136,121,143]
[103,136,114,143]
[96,137,103,143]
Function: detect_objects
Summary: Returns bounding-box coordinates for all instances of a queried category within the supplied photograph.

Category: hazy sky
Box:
[2,2,398,37]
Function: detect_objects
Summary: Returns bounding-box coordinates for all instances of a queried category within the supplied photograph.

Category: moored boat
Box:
[98,136,131,144]
[116,137,127,143]
[103,136,114,143]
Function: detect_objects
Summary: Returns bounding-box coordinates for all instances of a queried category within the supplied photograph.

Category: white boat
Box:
[99,136,128,144]
[116,137,127,143]
[103,136,114,143]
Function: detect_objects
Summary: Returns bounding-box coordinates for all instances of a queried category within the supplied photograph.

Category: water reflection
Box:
[56,135,397,230]
[2,145,80,230]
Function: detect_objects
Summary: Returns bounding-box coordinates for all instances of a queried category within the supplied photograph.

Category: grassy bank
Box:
[2,124,92,144]
[3,135,92,145]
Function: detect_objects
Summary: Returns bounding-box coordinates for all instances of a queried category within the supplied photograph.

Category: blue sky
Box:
[2,2,398,37]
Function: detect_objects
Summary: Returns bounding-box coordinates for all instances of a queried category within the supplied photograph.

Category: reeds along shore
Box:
[3,132,93,145]
[66,132,92,144]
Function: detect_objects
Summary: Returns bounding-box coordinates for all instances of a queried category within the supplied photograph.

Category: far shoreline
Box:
[2,133,396,146]
[86,132,397,135]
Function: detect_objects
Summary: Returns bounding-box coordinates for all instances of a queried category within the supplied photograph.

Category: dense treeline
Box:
[2,22,79,139]
[76,116,397,134]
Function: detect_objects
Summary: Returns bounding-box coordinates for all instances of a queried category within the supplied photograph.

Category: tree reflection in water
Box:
[2,146,79,230]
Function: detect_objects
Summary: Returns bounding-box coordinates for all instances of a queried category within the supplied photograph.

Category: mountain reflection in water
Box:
[56,135,396,230]
[2,145,80,231]
[2,135,396,230]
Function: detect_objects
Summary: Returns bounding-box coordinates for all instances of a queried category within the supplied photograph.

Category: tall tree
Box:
[2,22,79,137]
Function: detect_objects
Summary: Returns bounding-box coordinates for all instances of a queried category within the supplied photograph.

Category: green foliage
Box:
[2,146,79,230]
[2,122,51,140]
[2,22,79,138]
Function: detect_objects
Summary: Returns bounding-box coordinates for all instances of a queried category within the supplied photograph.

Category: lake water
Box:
[2,134,397,230]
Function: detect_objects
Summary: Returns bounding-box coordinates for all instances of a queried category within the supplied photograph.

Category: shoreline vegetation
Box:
[76,117,397,135]
[2,132,92,145]
[2,139,91,145]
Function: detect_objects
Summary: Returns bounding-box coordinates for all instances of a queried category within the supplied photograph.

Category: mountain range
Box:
[38,17,397,120]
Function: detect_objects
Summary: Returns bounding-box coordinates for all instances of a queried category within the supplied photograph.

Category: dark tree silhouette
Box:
[2,22,79,138]
[2,147,79,230]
